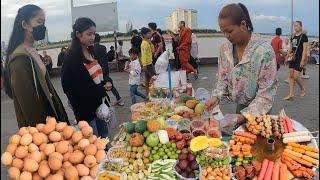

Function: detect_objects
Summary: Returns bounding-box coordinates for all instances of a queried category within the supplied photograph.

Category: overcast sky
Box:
[1,0,319,43]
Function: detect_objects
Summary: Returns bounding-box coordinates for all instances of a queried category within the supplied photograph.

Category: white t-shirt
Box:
[128,59,141,85]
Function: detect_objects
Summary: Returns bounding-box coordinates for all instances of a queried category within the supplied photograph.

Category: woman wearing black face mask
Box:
[3,4,69,127]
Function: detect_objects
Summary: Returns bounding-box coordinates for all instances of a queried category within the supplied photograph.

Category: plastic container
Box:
[195,88,210,103]
[204,119,220,131]
[173,161,202,180]
[95,170,123,180]
[206,127,222,138]
[178,119,191,132]
[106,146,126,163]
[192,128,206,137]
[166,118,178,130]
[190,120,205,131]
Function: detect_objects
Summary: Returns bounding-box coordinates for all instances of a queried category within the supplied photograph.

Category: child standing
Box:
[125,48,148,104]
[140,27,157,95]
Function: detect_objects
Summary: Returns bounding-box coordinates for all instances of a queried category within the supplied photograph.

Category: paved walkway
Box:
[1,64,319,179]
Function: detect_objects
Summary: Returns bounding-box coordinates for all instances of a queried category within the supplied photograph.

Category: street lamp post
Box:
[291,0,293,36]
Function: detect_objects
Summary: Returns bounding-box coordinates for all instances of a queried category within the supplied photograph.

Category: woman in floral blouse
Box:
[205,3,278,127]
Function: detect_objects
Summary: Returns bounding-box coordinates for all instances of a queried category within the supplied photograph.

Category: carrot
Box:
[292,147,305,154]
[234,131,257,140]
[284,149,303,158]
[305,151,319,159]
[301,155,319,165]
[284,117,293,133]
[258,159,269,180]
[287,142,300,148]
[263,161,274,180]
[282,119,288,133]
[233,135,254,144]
[312,147,319,153]
[282,151,313,167]
[271,162,280,180]
[279,164,287,180]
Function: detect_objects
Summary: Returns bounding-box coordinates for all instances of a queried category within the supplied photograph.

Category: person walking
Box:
[125,48,148,104]
[3,4,68,127]
[62,17,113,137]
[271,28,283,71]
[177,21,197,75]
[284,21,308,100]
[300,30,310,79]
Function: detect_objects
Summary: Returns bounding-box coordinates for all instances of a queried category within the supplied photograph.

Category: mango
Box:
[186,99,199,109]
[194,103,205,114]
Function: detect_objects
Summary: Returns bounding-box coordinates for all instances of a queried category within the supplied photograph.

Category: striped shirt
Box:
[84,59,104,84]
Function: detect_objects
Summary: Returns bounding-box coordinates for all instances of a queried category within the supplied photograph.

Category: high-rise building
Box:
[126,21,133,33]
[166,9,198,31]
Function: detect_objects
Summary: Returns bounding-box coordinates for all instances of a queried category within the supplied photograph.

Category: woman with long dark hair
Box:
[61,17,113,138]
[3,4,68,127]
[205,3,278,129]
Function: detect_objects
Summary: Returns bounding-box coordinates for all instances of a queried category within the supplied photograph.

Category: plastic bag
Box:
[96,97,112,122]
[154,50,170,74]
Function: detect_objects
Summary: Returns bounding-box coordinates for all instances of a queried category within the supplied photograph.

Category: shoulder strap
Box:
[29,57,40,99]
[293,34,303,56]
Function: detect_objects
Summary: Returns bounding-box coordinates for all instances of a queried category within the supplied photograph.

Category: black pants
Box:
[173,53,181,70]
[189,56,198,69]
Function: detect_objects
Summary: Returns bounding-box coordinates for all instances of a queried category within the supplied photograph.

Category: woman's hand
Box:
[300,60,305,68]
[104,82,112,91]
[204,97,219,111]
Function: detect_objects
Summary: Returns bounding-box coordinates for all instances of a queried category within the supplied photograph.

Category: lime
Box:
[159,148,164,152]
[171,143,177,148]
[176,150,181,154]
[173,154,179,159]
[151,150,157,154]
[163,155,168,159]
[154,154,160,160]
[153,147,158,150]
[167,152,172,156]
[169,155,175,159]
[159,152,165,157]
[157,144,162,147]
[165,149,170,153]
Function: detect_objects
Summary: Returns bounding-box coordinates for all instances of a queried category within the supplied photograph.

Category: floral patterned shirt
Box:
[212,34,279,115]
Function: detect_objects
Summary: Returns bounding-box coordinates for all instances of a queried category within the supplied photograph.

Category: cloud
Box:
[253,14,290,23]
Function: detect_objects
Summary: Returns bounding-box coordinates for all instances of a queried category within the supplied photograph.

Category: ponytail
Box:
[237,3,253,32]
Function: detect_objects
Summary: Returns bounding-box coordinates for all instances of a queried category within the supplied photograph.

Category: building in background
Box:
[126,21,133,33]
[166,8,198,31]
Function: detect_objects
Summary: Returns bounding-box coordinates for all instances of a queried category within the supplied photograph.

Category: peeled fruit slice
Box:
[72,131,83,143]
[89,165,98,177]
[5,144,17,155]
[207,138,222,147]
[190,136,209,152]
[84,144,97,156]
[32,133,43,146]
[49,131,62,142]
[78,139,90,150]
[15,146,28,159]
[48,157,62,171]
[38,163,50,178]
[56,141,69,154]
[12,158,23,170]
[56,122,67,132]
[63,126,75,140]
[10,134,21,145]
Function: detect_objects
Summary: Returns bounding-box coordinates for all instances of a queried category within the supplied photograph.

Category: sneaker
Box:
[301,75,310,79]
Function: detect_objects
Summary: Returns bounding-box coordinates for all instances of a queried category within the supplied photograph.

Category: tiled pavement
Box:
[1,64,319,179]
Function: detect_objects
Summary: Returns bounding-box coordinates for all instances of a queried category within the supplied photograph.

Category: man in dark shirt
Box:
[93,33,109,77]
[148,22,164,65]
[130,29,142,54]
[107,46,116,62]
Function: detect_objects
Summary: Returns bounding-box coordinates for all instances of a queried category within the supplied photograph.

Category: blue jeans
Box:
[89,118,108,138]
[130,84,147,104]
